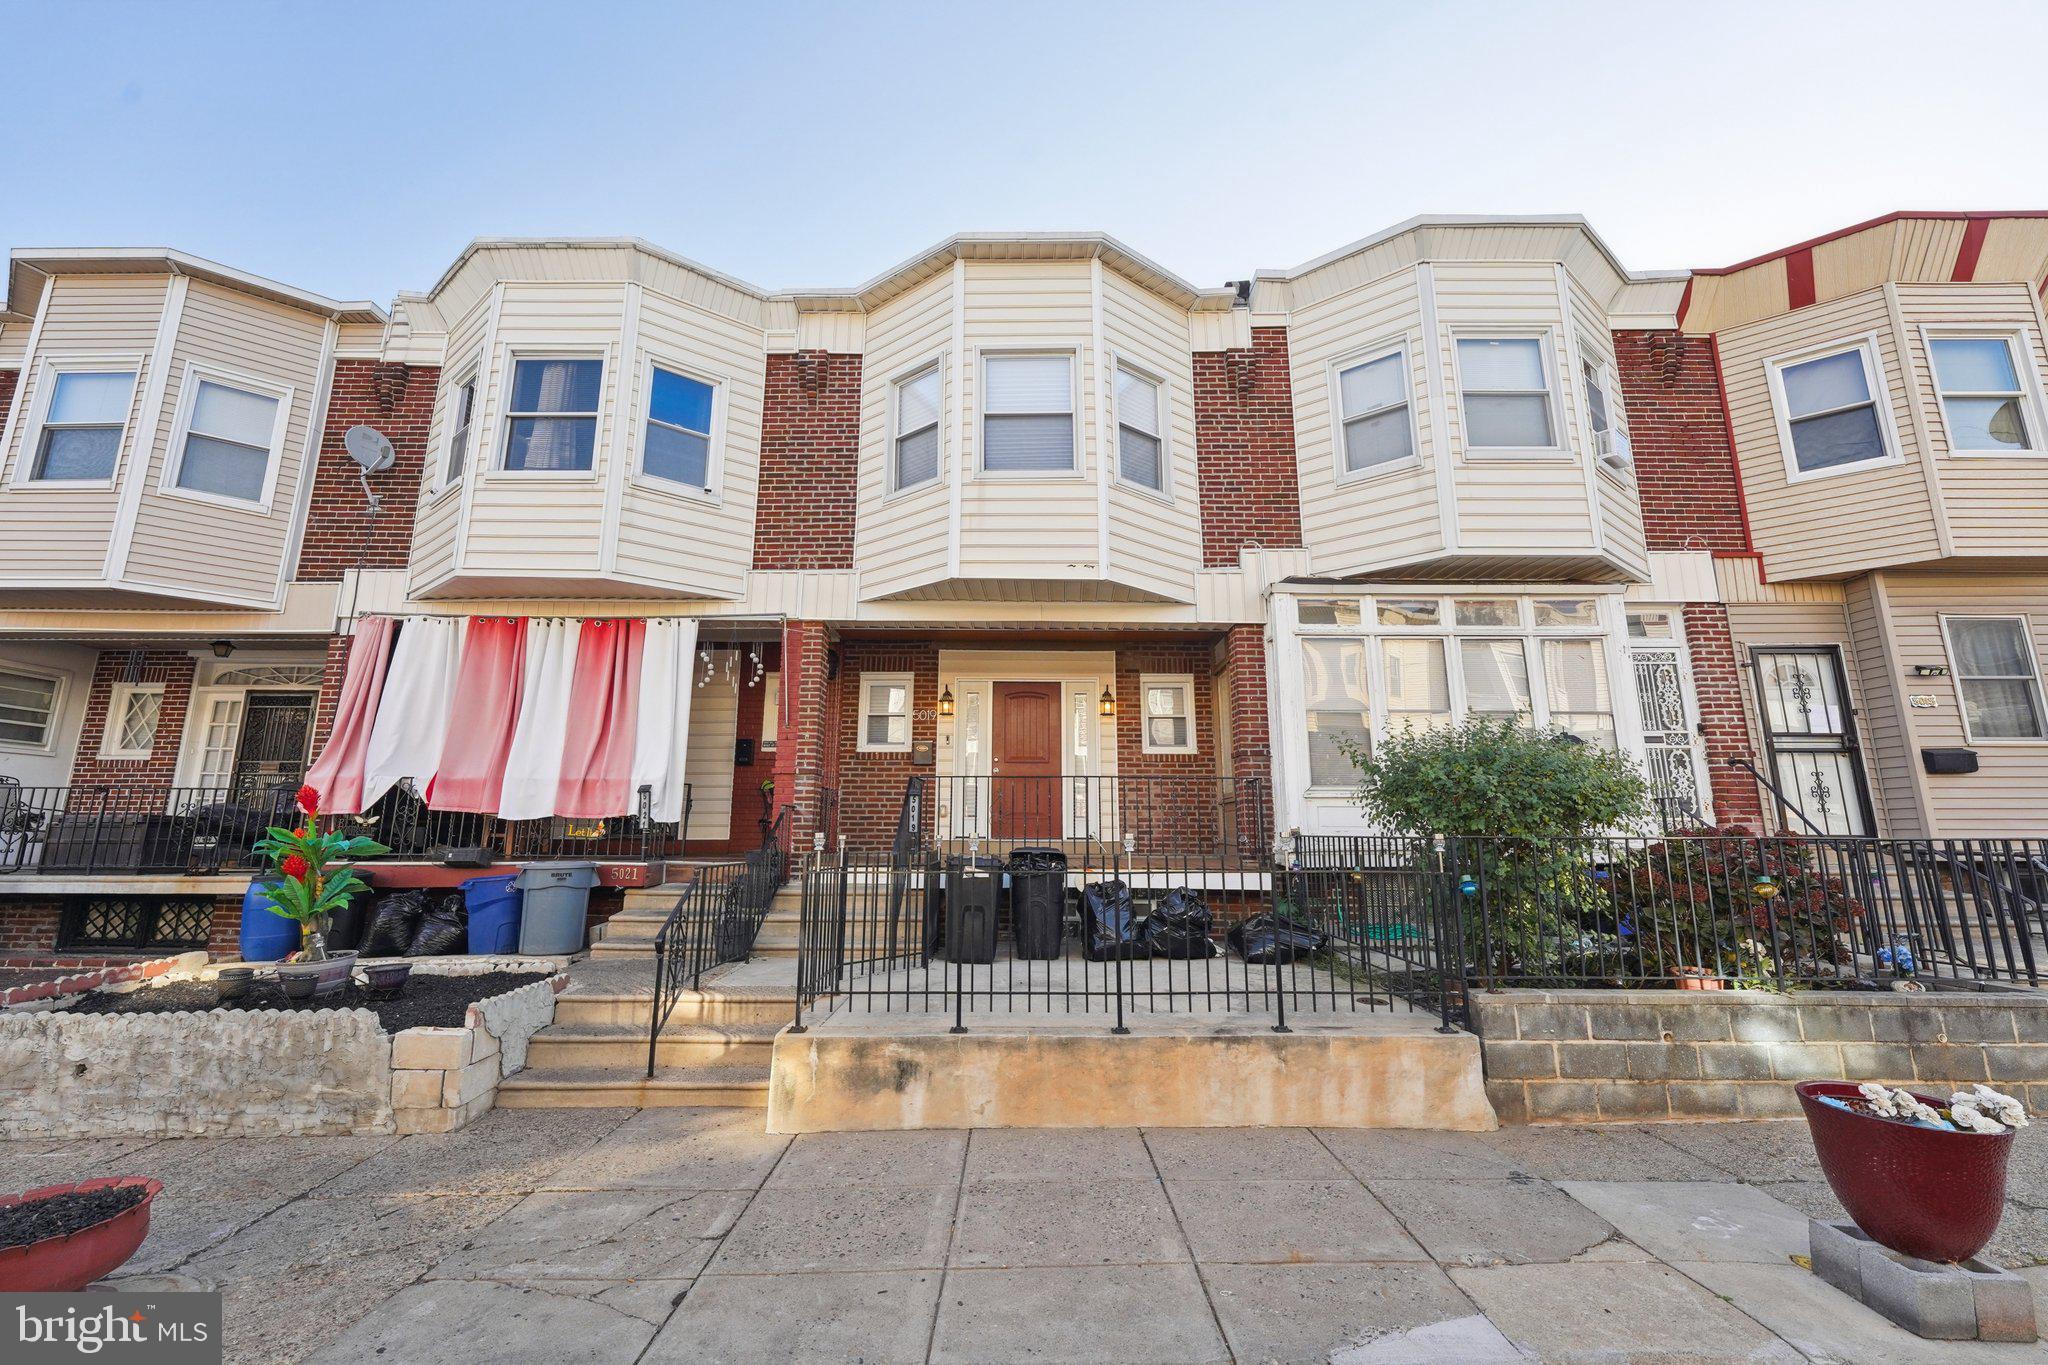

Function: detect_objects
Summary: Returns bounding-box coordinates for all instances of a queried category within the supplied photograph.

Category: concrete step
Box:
[524,1021,779,1070]
[497,1062,769,1109]
[551,957,797,1028]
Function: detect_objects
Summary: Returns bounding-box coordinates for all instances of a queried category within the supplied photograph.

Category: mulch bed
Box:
[0,1185,149,1248]
[61,971,551,1033]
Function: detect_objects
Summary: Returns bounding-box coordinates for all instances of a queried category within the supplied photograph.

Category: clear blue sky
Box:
[4,0,2046,305]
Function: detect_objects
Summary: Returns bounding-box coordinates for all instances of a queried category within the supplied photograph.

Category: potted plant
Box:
[1797,1080,2027,1263]
[0,1178,165,1291]
[259,784,388,998]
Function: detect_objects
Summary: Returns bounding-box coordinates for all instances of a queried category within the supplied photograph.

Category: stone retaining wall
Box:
[0,959,565,1137]
[1471,988,2048,1124]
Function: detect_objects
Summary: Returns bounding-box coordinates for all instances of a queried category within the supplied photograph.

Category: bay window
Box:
[1115,365,1165,491]
[894,363,942,490]
[1930,336,2036,454]
[503,357,602,472]
[642,365,716,489]
[982,354,1075,473]
[1335,347,1413,473]
[1457,336,1555,449]
[28,368,136,483]
[1773,343,1891,476]
[169,376,285,505]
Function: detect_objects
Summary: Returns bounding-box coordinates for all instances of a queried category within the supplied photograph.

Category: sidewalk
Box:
[14,1111,2046,1363]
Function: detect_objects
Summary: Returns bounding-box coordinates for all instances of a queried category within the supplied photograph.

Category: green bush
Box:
[1344,717,1650,838]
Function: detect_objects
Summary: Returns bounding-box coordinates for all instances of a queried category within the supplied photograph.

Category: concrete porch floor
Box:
[25,1111,2048,1363]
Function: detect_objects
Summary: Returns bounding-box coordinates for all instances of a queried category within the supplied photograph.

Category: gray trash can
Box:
[514,861,600,954]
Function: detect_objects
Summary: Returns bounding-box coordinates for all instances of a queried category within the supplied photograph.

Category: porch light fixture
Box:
[1098,686,1116,718]
[937,686,955,718]
[211,640,235,659]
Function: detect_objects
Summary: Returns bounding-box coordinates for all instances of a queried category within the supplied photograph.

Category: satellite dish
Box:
[344,425,396,474]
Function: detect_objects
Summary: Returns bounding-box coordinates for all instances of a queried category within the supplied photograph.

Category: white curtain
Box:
[498,617,582,820]
[631,618,700,824]
[361,616,464,809]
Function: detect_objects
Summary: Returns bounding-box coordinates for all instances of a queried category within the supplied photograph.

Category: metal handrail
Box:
[1729,757,1831,837]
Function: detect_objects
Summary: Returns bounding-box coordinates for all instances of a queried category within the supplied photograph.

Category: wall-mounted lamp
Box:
[937,686,955,718]
[1098,686,1116,718]
[211,640,236,659]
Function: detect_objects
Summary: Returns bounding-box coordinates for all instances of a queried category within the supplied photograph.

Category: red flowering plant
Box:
[254,784,390,962]
[1615,825,1866,986]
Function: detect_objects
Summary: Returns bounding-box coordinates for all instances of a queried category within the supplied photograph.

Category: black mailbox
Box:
[1921,747,1979,775]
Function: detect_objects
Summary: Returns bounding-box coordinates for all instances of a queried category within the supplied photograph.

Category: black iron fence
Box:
[647,844,784,1075]
[875,773,1271,866]
[0,777,694,874]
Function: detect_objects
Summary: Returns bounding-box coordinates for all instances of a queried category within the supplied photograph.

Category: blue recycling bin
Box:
[238,880,301,962]
[462,873,523,955]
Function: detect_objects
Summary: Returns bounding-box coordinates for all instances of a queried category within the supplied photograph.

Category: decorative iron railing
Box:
[647,820,788,1074]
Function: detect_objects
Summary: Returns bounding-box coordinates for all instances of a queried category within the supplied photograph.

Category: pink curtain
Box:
[302,617,397,815]
[425,617,528,813]
[556,618,646,818]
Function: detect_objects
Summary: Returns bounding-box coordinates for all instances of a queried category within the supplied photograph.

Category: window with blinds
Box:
[1115,366,1163,491]
[982,354,1074,473]
[894,364,942,490]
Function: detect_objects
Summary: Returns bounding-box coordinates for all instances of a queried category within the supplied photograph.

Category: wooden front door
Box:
[992,682,1062,841]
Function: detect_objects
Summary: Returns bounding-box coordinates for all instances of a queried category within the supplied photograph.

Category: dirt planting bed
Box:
[61,971,551,1033]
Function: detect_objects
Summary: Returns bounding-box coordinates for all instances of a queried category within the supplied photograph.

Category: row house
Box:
[1,213,2043,958]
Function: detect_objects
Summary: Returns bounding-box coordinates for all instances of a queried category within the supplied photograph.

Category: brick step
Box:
[496,1062,769,1109]
[524,1021,779,1070]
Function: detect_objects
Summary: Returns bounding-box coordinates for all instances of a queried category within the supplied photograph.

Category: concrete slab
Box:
[964,1125,1157,1182]
[766,1128,969,1188]
[1476,1123,1734,1182]
[1330,1313,1533,1364]
[1168,1179,1428,1264]
[126,1195,283,1275]
[3,1136,167,1191]
[1557,1180,1811,1264]
[1364,1177,1616,1266]
[428,1187,747,1282]
[114,1133,396,1201]
[1142,1125,1350,1181]
[646,1270,941,1364]
[1648,1117,1825,1182]
[316,1106,635,1196]
[1450,1262,1804,1363]
[537,1107,789,1192]
[209,1243,497,1365]
[178,1193,522,1283]
[712,1183,955,1273]
[1198,1262,1482,1364]
[304,1278,658,1364]
[929,1264,1231,1364]
[1315,1126,1524,1181]
[949,1177,1186,1268]
[1687,1261,2048,1363]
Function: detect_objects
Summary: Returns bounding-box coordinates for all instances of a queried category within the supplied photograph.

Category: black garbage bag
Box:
[1081,880,1144,961]
[361,889,428,957]
[1143,888,1218,959]
[404,890,469,956]
[1227,911,1328,965]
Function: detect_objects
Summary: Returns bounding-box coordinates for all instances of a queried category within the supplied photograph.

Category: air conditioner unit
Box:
[1598,428,1634,471]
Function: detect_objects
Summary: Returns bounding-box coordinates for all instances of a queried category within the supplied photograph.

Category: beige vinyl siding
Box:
[955,262,1099,583]
[1286,266,1444,575]
[121,281,327,602]
[405,297,493,595]
[461,282,624,575]
[854,270,954,598]
[1570,276,1650,581]
[1893,283,2048,555]
[1863,570,2048,837]
[1101,268,1199,603]
[1842,576,1922,836]
[610,289,765,599]
[0,275,170,580]
[682,668,738,841]
[1716,287,1941,580]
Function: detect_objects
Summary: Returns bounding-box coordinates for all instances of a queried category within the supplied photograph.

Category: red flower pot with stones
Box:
[0,1178,164,1292]
[1797,1080,2015,1263]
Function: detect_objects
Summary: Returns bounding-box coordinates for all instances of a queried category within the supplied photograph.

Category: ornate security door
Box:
[1628,642,1709,826]
[1748,646,1874,836]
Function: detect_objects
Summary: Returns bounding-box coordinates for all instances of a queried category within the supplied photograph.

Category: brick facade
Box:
[0,367,17,433]
[1681,603,1765,827]
[1611,330,1749,555]
[67,650,199,806]
[1221,624,1276,850]
[831,639,940,853]
[753,352,861,571]
[296,360,439,581]
[1194,327,1305,567]
[773,621,840,851]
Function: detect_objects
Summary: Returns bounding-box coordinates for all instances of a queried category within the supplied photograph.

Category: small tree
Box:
[1347,717,1649,838]
[255,784,389,962]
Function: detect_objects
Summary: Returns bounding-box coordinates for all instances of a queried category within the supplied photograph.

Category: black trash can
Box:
[1007,847,1068,960]
[942,856,1002,964]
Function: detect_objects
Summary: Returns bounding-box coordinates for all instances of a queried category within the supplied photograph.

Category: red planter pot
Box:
[0,1177,164,1292]
[1797,1080,2012,1263]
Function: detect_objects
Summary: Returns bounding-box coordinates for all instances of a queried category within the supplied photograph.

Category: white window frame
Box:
[12,356,143,490]
[977,349,1080,478]
[631,352,725,501]
[493,350,606,479]
[856,671,915,754]
[1326,339,1420,484]
[99,681,165,760]
[0,661,67,754]
[1450,329,1565,459]
[433,360,480,497]
[1578,342,1634,473]
[1111,357,1174,501]
[1939,614,2048,745]
[1138,673,1197,754]
[887,357,945,497]
[158,361,294,512]
[1921,327,2047,458]
[1766,335,1903,484]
